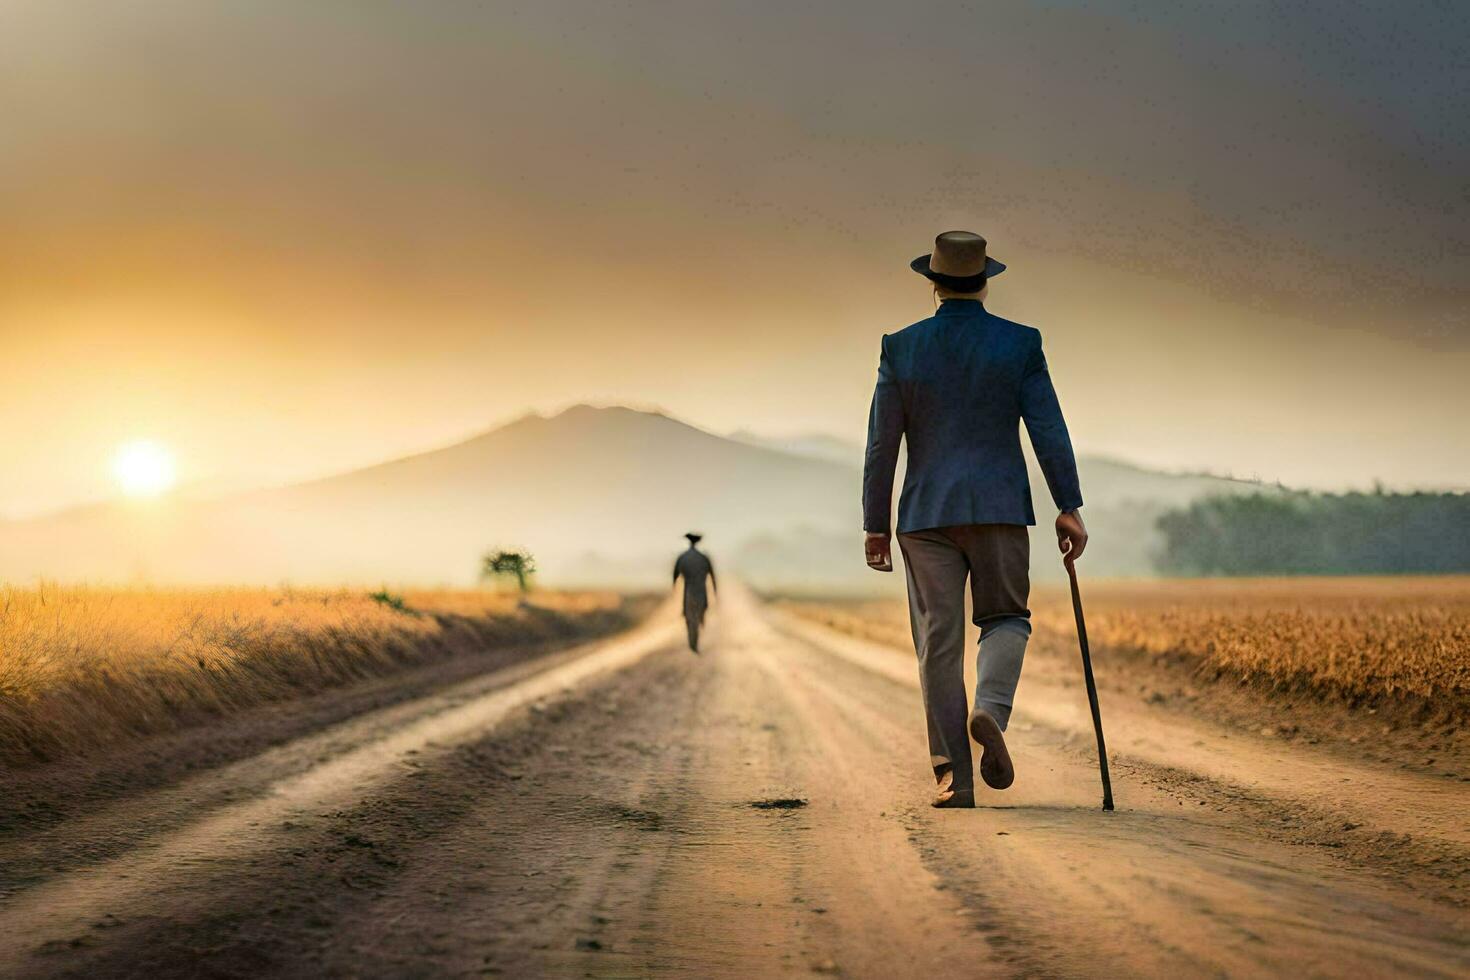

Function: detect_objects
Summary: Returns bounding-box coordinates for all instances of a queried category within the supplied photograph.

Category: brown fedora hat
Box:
[910,230,1006,290]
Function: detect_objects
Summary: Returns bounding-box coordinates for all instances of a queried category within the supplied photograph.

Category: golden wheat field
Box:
[780,576,1470,713]
[0,585,643,767]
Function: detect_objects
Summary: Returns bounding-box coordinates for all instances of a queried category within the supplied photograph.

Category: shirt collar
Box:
[936,298,985,316]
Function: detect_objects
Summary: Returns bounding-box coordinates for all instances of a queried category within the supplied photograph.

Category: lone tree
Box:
[481,549,537,593]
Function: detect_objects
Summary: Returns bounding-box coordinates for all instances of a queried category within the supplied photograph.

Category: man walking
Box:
[863,230,1088,808]
[672,532,716,653]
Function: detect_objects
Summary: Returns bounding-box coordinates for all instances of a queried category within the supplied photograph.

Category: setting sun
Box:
[112,440,178,498]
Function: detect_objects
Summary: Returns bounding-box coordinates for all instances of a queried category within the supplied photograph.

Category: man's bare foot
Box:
[930,768,975,808]
[969,709,1015,790]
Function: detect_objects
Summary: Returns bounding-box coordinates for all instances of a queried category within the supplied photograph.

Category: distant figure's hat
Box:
[685,532,703,544]
[910,230,1006,291]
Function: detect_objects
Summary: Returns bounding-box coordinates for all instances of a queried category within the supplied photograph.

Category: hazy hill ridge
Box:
[0,405,1272,588]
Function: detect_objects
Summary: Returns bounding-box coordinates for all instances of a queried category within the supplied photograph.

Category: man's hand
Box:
[1056,510,1088,564]
[865,531,893,572]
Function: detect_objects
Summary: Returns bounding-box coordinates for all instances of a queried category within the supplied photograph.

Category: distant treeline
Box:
[1157,491,1470,575]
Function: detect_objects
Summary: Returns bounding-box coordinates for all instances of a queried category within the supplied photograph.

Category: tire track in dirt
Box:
[767,622,1468,977]
[0,609,683,976]
[0,627,659,896]
[2,587,1466,978]
[773,606,1470,907]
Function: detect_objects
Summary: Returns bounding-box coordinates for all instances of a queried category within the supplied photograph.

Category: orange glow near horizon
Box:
[1,1,1466,517]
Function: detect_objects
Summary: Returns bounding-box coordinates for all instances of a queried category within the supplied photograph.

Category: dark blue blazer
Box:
[863,298,1083,534]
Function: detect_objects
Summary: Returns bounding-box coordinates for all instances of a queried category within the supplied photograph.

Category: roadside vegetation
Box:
[779,576,1470,719]
[481,549,537,593]
[1158,490,1470,575]
[0,585,647,768]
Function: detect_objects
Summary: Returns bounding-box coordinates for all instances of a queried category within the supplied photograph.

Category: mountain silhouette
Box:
[0,406,853,586]
[0,405,1272,588]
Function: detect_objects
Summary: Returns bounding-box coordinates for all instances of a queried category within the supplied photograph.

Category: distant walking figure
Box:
[863,231,1088,808]
[672,532,716,652]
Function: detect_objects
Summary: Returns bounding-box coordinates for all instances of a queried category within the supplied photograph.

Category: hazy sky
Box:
[2,1,1467,517]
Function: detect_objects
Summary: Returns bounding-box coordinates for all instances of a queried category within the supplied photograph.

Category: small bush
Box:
[368,589,416,616]
[481,550,537,593]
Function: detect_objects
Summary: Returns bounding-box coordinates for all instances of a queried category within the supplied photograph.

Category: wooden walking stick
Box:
[1064,543,1114,811]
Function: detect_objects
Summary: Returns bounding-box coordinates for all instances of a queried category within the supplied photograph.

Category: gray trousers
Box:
[683,593,707,649]
[898,524,1031,792]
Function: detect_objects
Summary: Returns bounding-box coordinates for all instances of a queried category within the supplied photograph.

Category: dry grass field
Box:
[0,585,645,768]
[779,576,1470,717]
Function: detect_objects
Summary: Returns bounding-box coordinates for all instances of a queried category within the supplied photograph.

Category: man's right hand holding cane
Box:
[1057,509,1088,566]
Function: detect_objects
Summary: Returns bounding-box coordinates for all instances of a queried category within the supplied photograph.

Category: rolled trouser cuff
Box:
[975,621,1029,732]
[980,616,1031,640]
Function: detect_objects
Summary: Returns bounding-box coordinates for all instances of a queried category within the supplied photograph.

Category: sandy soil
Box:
[0,587,1465,978]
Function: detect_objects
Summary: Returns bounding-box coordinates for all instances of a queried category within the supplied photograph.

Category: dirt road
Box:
[1,586,1465,978]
